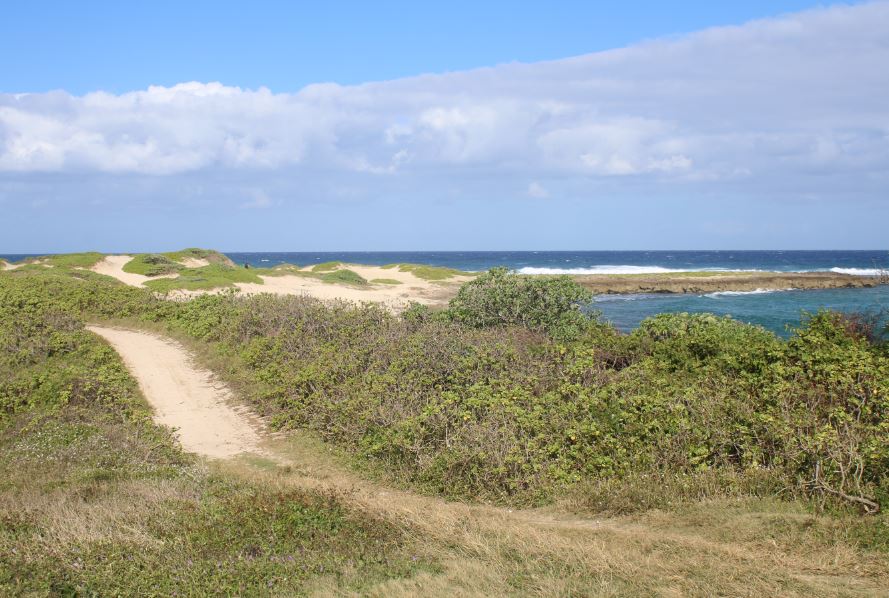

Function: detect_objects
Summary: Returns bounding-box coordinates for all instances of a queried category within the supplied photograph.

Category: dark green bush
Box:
[446,267,597,340]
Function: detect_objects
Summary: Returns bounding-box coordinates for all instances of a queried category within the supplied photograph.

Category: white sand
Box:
[0,260,21,271]
[92,255,470,307]
[87,326,266,459]
[231,265,468,307]
[177,257,210,268]
[91,255,177,286]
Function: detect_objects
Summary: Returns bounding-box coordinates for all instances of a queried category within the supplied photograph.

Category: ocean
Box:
[223,250,888,336]
[4,250,887,337]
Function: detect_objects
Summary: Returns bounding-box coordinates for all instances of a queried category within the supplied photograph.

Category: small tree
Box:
[446,267,596,340]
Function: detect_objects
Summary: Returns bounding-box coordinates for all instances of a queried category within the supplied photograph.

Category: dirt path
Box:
[87,326,265,459]
[87,326,888,597]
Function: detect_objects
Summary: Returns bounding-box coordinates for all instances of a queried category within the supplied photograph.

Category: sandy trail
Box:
[87,326,265,459]
[86,325,888,595]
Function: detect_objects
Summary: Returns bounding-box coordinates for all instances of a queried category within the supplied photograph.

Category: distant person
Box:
[244,261,250,269]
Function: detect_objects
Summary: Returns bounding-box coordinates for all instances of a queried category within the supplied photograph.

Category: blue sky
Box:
[1,1,825,94]
[1,1,887,251]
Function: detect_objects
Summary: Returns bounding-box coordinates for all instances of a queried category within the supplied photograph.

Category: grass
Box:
[0,286,432,595]
[311,261,344,272]
[163,247,228,264]
[143,264,263,292]
[381,263,472,281]
[371,278,403,285]
[18,252,106,269]
[122,249,235,278]
[320,269,367,286]
[122,253,183,276]
[259,264,304,276]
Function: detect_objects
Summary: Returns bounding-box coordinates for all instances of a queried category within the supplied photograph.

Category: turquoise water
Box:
[591,286,889,337]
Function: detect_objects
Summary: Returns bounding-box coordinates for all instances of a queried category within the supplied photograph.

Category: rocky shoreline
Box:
[572,271,884,295]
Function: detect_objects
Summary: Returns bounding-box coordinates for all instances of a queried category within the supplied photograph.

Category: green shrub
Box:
[144,264,263,291]
[122,253,182,276]
[311,261,343,272]
[320,269,367,286]
[383,263,470,281]
[446,267,597,340]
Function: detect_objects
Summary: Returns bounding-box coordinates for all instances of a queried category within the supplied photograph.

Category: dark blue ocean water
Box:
[223,250,889,275]
[3,250,887,336]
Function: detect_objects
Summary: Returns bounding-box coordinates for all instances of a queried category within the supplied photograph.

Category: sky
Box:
[1,0,888,251]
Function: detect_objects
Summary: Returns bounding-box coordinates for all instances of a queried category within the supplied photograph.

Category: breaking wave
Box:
[829,267,884,276]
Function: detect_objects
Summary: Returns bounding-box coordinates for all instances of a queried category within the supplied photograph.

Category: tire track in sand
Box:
[87,326,265,459]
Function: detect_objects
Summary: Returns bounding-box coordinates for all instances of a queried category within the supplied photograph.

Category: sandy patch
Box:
[0,260,21,271]
[236,274,446,307]
[91,257,470,307]
[91,255,177,286]
[177,257,210,268]
[87,326,266,459]
[234,263,472,307]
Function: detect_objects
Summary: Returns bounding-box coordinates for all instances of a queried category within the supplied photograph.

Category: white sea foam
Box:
[518,265,755,275]
[829,267,883,276]
[704,288,784,298]
[520,266,692,275]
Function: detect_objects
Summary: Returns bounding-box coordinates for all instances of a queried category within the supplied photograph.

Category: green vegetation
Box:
[382,262,471,281]
[2,260,887,592]
[144,264,264,292]
[447,267,596,340]
[260,263,304,276]
[319,269,367,286]
[122,252,182,276]
[149,290,885,521]
[0,273,430,595]
[163,247,227,263]
[42,252,106,269]
[122,248,236,278]
[311,261,343,272]
[6,252,105,270]
[371,278,403,285]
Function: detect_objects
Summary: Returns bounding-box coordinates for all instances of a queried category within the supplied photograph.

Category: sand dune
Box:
[90,255,177,286]
[90,254,466,307]
[177,257,210,268]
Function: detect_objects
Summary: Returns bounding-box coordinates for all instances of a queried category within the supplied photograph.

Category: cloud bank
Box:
[2,2,889,252]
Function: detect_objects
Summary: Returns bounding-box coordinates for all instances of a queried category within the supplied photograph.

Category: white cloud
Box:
[0,1,887,204]
[527,181,549,198]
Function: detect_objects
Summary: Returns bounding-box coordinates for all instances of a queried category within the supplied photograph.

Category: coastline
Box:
[572,271,881,295]
[2,251,884,301]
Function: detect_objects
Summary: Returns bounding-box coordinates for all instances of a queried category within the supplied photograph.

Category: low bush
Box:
[2,269,886,516]
[122,253,182,276]
[446,267,597,340]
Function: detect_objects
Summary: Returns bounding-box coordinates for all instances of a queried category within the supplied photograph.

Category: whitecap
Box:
[518,265,756,275]
[704,288,784,298]
[829,267,883,276]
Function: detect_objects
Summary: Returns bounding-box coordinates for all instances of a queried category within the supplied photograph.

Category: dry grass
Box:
[208,432,889,597]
